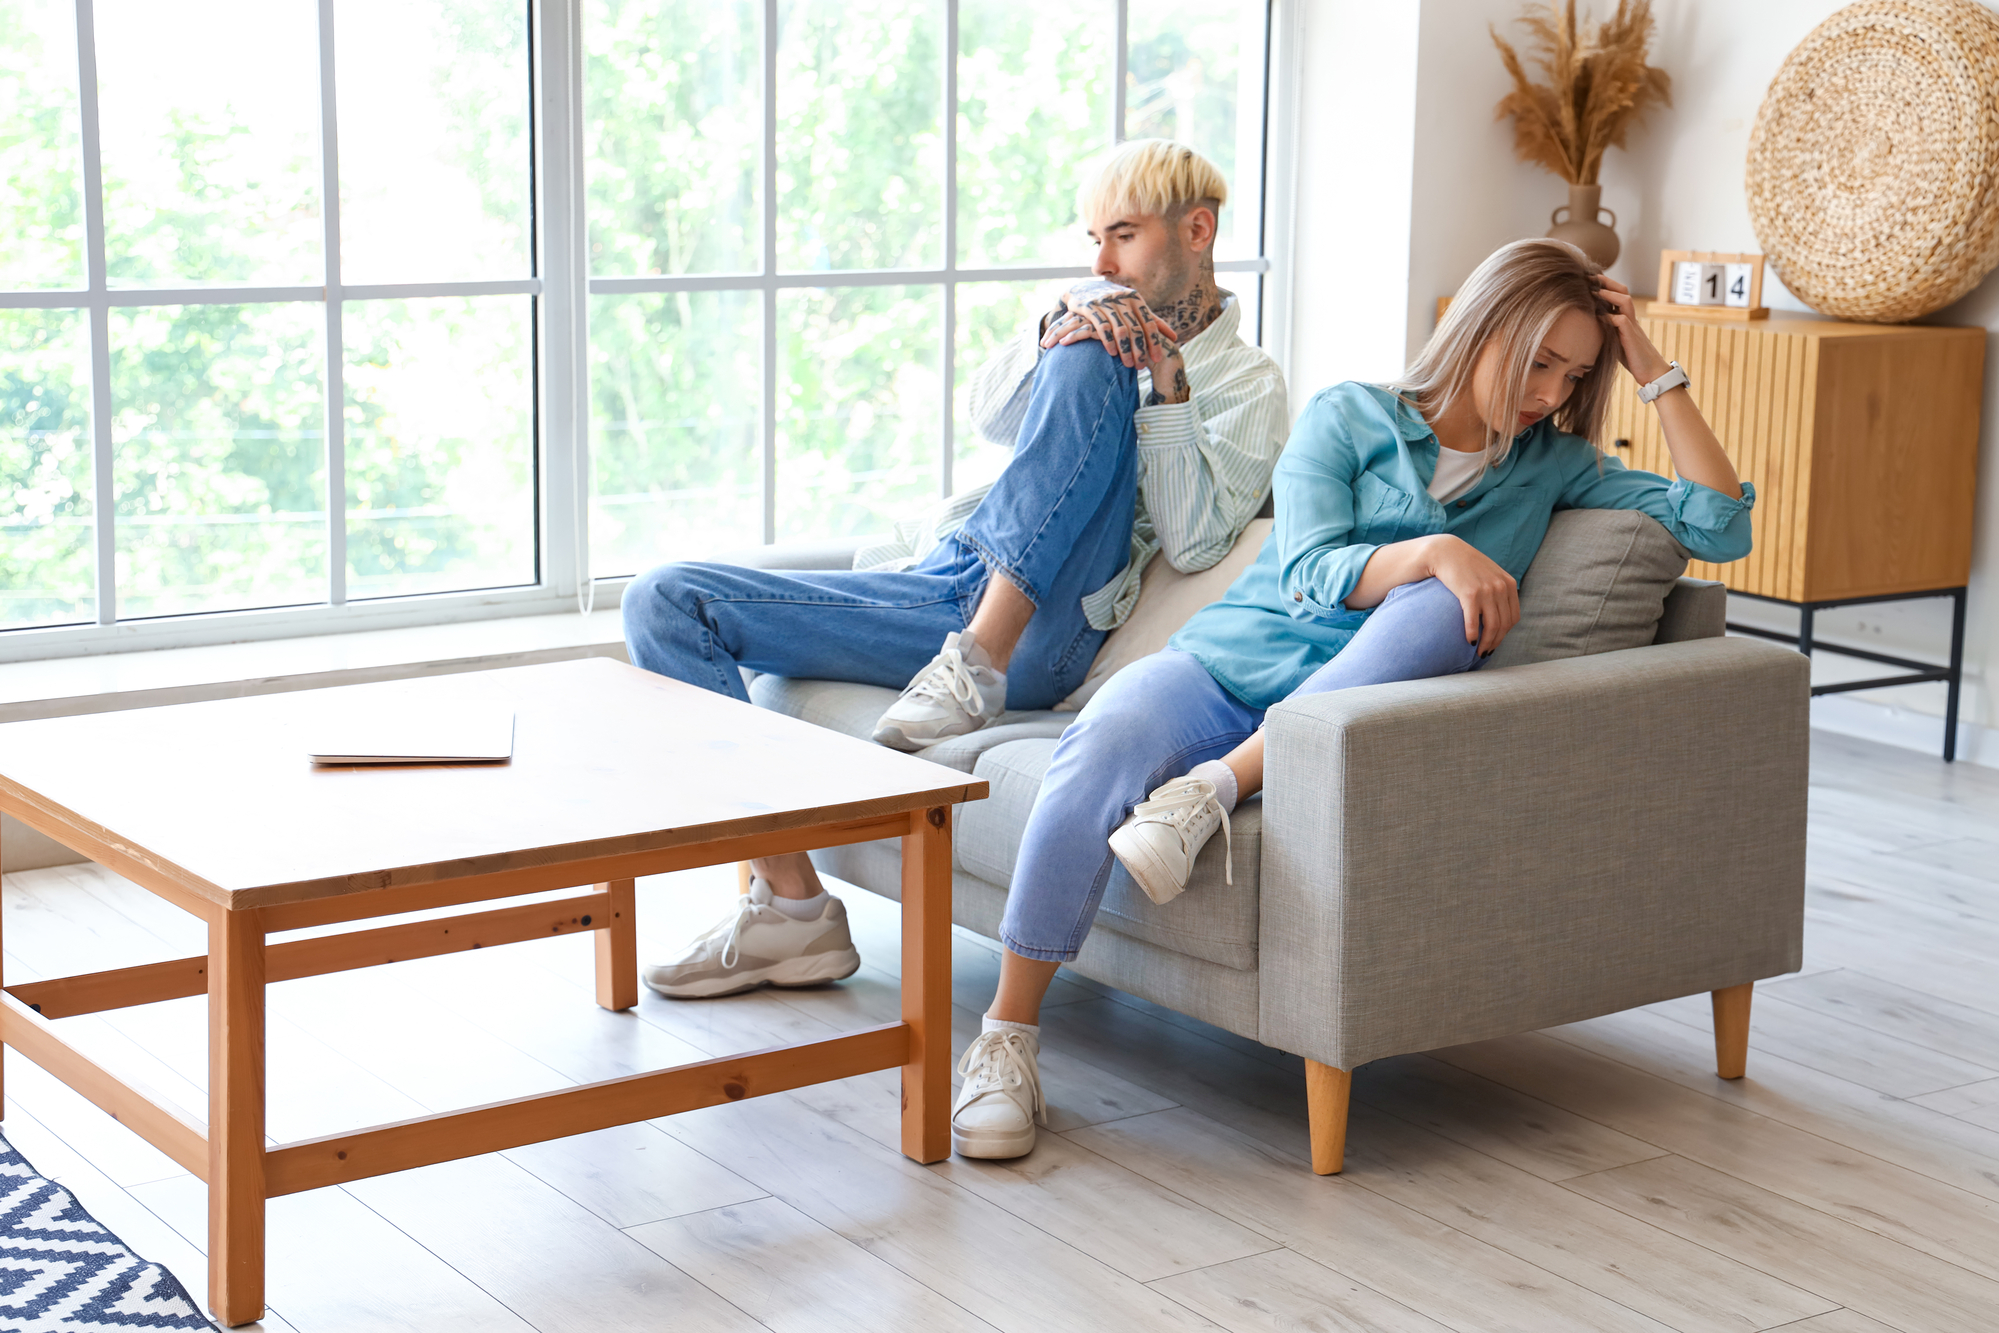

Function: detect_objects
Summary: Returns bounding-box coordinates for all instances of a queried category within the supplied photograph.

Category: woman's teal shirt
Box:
[1168,381,1756,709]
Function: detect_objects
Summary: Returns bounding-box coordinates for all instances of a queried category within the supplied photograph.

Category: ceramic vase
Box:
[1547,182,1620,268]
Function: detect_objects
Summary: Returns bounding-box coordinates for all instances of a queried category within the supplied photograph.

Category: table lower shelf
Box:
[0,989,911,1195]
[267,1022,911,1195]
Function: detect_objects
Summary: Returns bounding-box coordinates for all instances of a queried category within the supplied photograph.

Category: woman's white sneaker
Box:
[1108,775,1232,906]
[642,880,861,998]
[951,1027,1045,1159]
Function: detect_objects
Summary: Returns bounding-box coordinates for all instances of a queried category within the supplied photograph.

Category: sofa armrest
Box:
[1656,576,1727,643]
[704,537,875,571]
[1257,636,1809,1070]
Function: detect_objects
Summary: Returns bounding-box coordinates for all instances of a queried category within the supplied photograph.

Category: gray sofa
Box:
[725,509,1811,1171]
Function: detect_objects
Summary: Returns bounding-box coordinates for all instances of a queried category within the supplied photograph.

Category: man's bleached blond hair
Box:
[1078,139,1228,223]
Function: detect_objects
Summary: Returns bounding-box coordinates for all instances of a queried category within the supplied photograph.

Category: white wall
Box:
[1285,2,1421,396]
[1287,0,1999,755]
[1599,0,1999,757]
[1407,0,1563,360]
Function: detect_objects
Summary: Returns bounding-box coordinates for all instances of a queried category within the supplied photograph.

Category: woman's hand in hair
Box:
[1592,276,1672,384]
[1042,280,1166,368]
[1595,276,1745,499]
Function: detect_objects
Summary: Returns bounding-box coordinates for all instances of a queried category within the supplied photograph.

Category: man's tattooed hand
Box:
[1039,280,1169,368]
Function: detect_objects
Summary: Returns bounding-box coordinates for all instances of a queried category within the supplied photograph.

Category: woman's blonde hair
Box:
[1392,238,1617,465]
[1077,139,1228,224]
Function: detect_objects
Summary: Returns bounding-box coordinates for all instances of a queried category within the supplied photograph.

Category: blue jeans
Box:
[1001,576,1483,960]
[621,340,1140,710]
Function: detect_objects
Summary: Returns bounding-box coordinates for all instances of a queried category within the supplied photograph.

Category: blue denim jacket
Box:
[1170,381,1756,708]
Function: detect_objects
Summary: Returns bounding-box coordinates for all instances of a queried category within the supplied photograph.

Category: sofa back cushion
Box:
[1655,577,1728,644]
[1484,507,1690,669]
[1057,506,1688,707]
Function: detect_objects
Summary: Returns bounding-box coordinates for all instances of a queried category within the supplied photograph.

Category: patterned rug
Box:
[0,1135,213,1331]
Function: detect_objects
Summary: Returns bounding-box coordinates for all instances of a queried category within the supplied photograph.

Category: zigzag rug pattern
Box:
[0,1136,212,1331]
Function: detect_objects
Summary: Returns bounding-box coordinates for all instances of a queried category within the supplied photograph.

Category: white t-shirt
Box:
[1429,445,1487,505]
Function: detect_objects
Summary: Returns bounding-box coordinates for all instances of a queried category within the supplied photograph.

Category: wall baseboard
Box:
[1809,693,1997,768]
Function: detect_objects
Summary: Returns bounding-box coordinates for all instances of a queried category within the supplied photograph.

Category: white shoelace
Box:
[955,1029,1046,1123]
[906,642,990,717]
[685,894,770,970]
[1130,777,1233,885]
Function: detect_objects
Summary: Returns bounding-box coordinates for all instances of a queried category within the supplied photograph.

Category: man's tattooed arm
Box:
[1144,359,1192,407]
[1143,332,1191,406]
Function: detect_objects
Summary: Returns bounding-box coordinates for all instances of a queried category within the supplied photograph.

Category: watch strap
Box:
[1638,360,1691,404]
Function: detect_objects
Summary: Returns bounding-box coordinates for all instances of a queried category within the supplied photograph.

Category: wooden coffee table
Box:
[0,658,985,1326]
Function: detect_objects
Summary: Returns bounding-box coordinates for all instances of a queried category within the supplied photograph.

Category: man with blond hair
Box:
[623,140,1288,1012]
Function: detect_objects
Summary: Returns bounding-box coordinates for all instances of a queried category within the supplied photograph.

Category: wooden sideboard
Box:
[1607,303,1984,759]
[1605,304,1984,603]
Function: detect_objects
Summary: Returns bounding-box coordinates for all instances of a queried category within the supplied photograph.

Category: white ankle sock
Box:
[1188,759,1239,813]
[982,1015,1040,1041]
[769,890,830,921]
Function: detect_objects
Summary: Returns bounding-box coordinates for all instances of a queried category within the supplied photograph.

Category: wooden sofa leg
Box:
[1712,982,1753,1079]
[1305,1060,1351,1174]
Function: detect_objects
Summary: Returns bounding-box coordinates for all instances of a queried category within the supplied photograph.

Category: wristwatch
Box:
[1637,360,1691,404]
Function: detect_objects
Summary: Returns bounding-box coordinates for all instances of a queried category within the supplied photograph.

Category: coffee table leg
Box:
[594,878,638,1011]
[208,908,266,1326]
[900,805,952,1163]
[0,833,7,1117]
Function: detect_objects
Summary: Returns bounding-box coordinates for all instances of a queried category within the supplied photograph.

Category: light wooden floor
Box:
[4,728,1998,1332]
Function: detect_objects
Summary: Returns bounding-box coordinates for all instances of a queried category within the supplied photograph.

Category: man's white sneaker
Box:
[642,880,861,999]
[872,629,1006,752]
[1108,775,1233,907]
[951,1027,1046,1159]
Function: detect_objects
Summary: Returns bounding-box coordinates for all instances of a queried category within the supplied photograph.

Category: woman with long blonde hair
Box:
[947,237,1753,1161]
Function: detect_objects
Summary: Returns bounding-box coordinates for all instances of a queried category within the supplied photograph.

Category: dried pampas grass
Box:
[1494,0,1671,184]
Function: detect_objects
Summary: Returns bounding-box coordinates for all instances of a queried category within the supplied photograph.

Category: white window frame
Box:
[0,0,1288,663]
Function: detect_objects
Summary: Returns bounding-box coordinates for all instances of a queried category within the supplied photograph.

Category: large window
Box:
[0,0,537,637]
[1,0,1272,652]
[584,0,1271,574]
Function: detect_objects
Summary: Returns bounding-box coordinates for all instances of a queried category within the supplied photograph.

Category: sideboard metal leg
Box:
[1944,588,1968,763]
[1797,604,1816,659]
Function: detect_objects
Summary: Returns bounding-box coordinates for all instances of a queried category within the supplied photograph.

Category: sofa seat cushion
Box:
[957,738,1260,971]
[747,675,1072,775]
[1486,507,1689,669]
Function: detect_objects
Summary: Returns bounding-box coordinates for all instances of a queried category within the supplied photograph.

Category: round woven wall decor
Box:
[1746,0,1999,323]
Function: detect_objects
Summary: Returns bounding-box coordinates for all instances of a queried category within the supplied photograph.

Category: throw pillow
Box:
[1054,518,1275,711]
[1485,507,1690,669]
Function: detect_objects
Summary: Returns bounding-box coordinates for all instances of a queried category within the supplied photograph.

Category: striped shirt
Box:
[854,294,1289,630]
